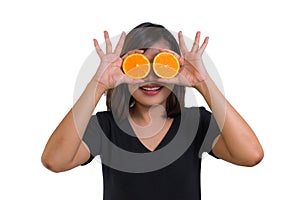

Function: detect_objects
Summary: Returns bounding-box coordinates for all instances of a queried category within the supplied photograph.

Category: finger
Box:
[93,38,104,57]
[156,77,179,85]
[198,36,209,55]
[130,79,145,85]
[191,31,200,52]
[157,77,171,82]
[156,78,173,84]
[122,76,145,85]
[104,31,112,53]
[178,31,188,54]
[114,32,126,55]
[179,56,185,66]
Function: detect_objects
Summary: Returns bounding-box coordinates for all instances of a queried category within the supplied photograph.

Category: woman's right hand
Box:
[92,31,142,90]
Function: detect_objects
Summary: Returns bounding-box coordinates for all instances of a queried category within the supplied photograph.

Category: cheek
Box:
[128,85,139,95]
[164,84,174,92]
[161,87,172,97]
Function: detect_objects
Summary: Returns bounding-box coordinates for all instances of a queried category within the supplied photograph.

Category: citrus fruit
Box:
[122,53,150,79]
[153,52,180,79]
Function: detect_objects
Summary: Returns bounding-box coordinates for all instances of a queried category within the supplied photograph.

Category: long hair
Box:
[106,22,185,120]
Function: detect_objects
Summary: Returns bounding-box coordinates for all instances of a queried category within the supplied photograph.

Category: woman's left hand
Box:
[158,31,209,87]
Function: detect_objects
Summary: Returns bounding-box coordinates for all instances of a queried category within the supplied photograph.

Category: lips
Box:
[139,84,163,95]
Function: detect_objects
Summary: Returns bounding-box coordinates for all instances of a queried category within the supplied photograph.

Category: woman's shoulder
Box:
[94,110,127,127]
[95,110,113,117]
[93,110,115,126]
[182,107,213,127]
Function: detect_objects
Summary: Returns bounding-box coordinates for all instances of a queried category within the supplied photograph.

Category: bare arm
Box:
[187,32,264,166]
[195,77,264,166]
[41,31,134,172]
[41,80,106,172]
[160,31,264,166]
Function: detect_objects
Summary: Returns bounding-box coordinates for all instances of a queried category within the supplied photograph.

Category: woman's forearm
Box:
[41,80,106,170]
[195,77,264,165]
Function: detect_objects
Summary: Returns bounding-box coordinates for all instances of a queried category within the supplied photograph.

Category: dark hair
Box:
[106,22,185,120]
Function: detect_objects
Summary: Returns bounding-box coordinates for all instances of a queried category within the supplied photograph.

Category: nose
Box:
[144,48,159,62]
[144,63,159,81]
[143,49,161,81]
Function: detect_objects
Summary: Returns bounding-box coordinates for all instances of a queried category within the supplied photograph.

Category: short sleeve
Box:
[198,107,221,158]
[81,115,102,165]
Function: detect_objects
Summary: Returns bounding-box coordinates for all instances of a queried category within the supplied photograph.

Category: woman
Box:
[42,22,264,200]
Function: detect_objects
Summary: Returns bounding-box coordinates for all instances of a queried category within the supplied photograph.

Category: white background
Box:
[1,0,299,199]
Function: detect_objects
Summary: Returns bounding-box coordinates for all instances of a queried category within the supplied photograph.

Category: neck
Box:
[130,104,167,126]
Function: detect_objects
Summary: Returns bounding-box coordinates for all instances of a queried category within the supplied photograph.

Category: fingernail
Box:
[93,39,98,46]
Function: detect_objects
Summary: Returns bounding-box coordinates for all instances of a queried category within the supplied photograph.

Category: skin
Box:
[127,43,175,150]
[41,30,264,173]
[160,31,264,166]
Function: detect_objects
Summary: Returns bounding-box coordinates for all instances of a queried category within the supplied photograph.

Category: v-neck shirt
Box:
[128,116,174,152]
[82,106,220,200]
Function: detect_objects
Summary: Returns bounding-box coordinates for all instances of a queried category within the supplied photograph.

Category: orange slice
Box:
[153,52,180,79]
[122,53,150,79]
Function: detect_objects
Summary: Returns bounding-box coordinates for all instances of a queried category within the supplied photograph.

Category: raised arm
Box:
[183,31,263,166]
[41,31,132,172]
[195,75,264,166]
[159,31,264,166]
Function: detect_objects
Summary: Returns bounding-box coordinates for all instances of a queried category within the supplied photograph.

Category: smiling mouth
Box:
[139,84,163,94]
[140,85,163,91]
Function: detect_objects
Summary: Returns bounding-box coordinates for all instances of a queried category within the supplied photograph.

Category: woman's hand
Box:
[158,31,209,87]
[92,31,143,90]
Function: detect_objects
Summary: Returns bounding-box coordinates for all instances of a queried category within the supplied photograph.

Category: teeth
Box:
[142,87,161,91]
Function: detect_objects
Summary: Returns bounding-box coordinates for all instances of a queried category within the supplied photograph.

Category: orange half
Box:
[153,52,180,79]
[122,53,150,79]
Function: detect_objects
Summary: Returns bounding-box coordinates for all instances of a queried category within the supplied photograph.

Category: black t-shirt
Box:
[82,107,220,200]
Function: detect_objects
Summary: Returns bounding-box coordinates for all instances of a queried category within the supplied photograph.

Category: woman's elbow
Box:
[41,154,66,173]
[244,147,264,167]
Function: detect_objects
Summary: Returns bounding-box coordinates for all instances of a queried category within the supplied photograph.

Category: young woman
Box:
[42,22,264,200]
